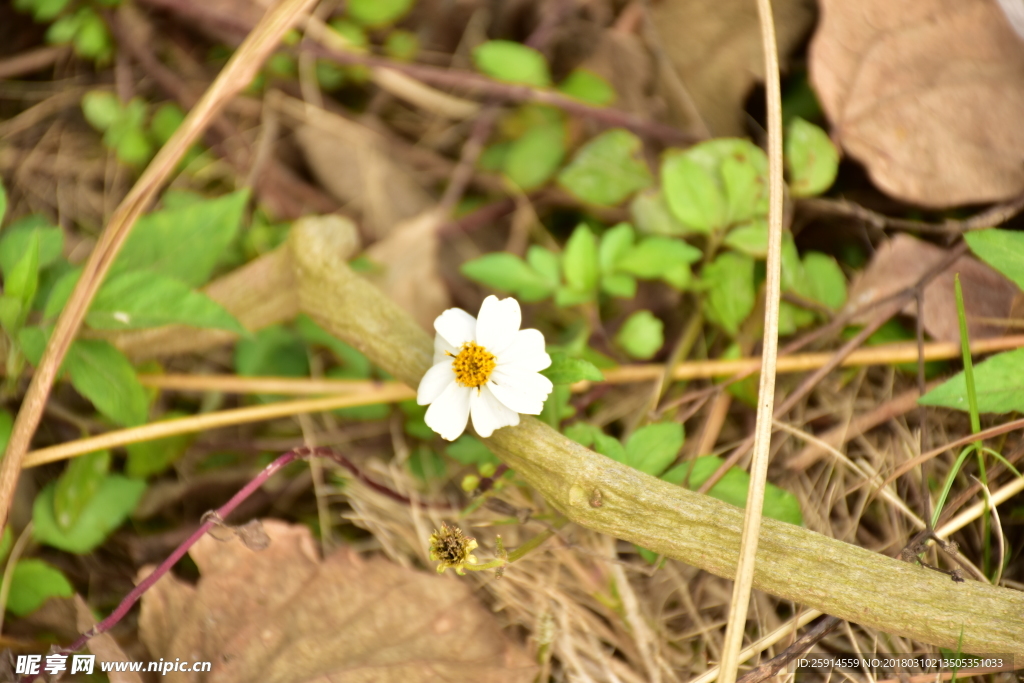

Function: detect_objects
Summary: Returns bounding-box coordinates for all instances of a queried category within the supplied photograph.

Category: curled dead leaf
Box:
[139,520,535,683]
[810,0,1024,206]
[846,234,1021,342]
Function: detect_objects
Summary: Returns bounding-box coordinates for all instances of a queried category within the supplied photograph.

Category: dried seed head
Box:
[428,522,479,575]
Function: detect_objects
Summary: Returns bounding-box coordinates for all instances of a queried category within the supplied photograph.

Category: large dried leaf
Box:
[810,0,1024,206]
[846,234,1022,342]
[139,520,534,683]
[293,105,433,239]
[649,0,815,136]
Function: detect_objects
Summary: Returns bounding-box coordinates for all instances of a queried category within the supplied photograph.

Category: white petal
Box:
[470,385,520,438]
[488,369,552,415]
[475,295,521,356]
[433,333,458,365]
[417,362,456,406]
[424,382,472,440]
[434,307,477,348]
[496,328,551,372]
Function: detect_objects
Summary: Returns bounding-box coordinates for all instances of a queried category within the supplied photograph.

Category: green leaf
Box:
[964,229,1024,290]
[554,286,592,307]
[0,231,40,333]
[149,102,185,145]
[0,408,13,457]
[557,69,615,106]
[802,252,846,309]
[0,178,6,226]
[472,40,551,87]
[384,29,419,61]
[601,273,637,298]
[615,237,702,282]
[503,122,566,191]
[0,526,12,565]
[625,422,684,477]
[526,246,560,288]
[32,0,73,22]
[73,10,112,61]
[0,219,64,275]
[295,314,372,377]
[53,450,110,532]
[446,435,500,467]
[461,253,554,302]
[723,220,769,257]
[66,339,149,426]
[87,271,245,332]
[661,152,726,234]
[721,153,768,226]
[46,12,81,45]
[126,413,193,479]
[919,348,1024,413]
[785,117,839,197]
[6,560,74,616]
[662,456,803,526]
[542,352,604,384]
[235,326,309,402]
[348,0,414,28]
[598,222,635,274]
[558,129,653,206]
[562,225,599,295]
[18,326,49,366]
[592,429,627,462]
[616,310,664,360]
[630,189,693,237]
[33,475,146,554]
[112,190,249,287]
[703,252,755,336]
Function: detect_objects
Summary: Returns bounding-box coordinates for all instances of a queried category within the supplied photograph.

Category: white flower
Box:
[417,295,553,440]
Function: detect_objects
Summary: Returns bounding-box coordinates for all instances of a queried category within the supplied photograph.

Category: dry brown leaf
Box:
[846,234,1020,341]
[290,103,433,240]
[75,595,143,683]
[809,0,1024,207]
[649,0,815,136]
[364,209,451,331]
[139,520,534,683]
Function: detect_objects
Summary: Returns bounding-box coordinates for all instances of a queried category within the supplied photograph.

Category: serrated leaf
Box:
[802,252,846,309]
[557,69,614,106]
[703,252,755,336]
[615,237,702,281]
[503,122,566,191]
[723,220,769,257]
[558,129,653,206]
[722,153,767,225]
[786,117,839,197]
[662,456,803,526]
[33,475,146,554]
[472,40,551,87]
[541,352,604,384]
[6,560,74,616]
[112,190,249,287]
[0,219,63,276]
[616,310,664,360]
[562,225,599,295]
[461,253,554,302]
[919,348,1024,413]
[624,422,684,477]
[53,449,110,532]
[126,414,193,479]
[630,189,694,237]
[964,229,1024,290]
[66,339,149,426]
[87,270,245,332]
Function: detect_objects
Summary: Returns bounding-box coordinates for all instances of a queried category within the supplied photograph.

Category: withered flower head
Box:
[428,522,479,575]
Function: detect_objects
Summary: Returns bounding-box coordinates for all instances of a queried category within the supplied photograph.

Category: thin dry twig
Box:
[799,193,1024,235]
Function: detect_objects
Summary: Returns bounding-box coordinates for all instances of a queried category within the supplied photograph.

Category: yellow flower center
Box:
[451,341,496,388]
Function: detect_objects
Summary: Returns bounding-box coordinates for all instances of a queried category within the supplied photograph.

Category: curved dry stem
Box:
[289,216,1024,659]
